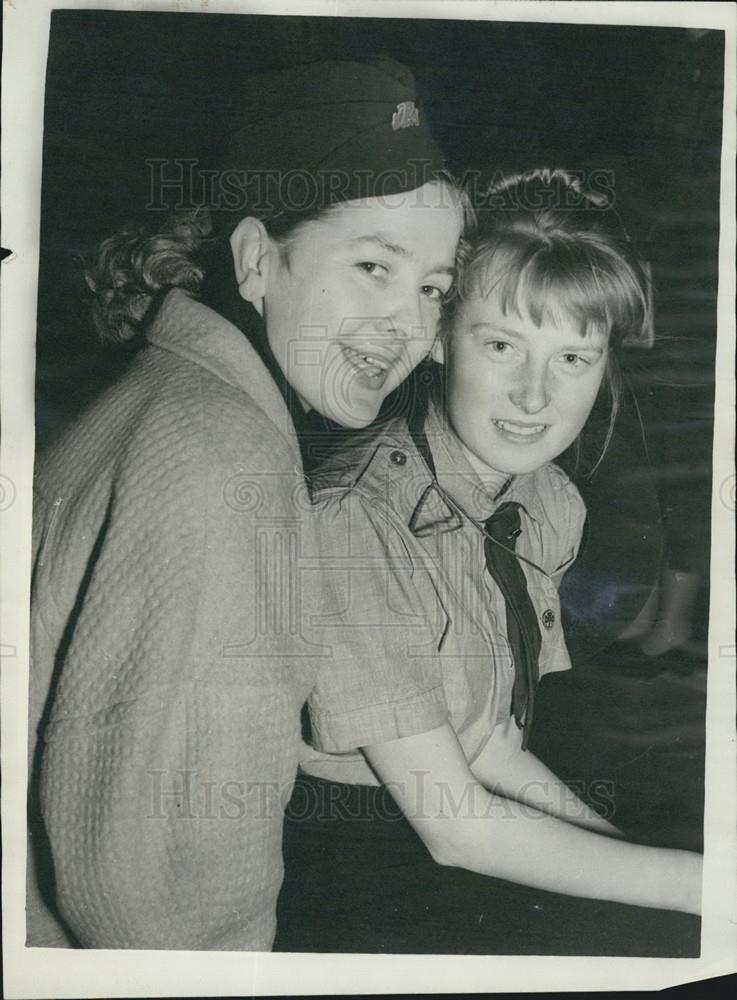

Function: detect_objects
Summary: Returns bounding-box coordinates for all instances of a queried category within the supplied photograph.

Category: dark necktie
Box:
[483,501,541,751]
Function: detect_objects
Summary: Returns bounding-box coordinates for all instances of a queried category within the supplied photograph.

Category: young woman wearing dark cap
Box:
[27,57,465,951]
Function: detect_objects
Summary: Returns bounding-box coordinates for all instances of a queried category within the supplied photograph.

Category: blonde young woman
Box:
[275,171,702,955]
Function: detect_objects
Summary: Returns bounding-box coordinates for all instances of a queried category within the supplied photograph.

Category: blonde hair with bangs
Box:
[446,169,651,473]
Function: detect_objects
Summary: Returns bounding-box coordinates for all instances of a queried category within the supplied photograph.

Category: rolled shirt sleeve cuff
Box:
[309,684,450,753]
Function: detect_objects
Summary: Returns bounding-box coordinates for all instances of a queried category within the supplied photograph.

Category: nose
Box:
[509,360,550,414]
[378,285,425,341]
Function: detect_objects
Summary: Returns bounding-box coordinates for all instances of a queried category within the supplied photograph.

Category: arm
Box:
[471,477,623,833]
[363,722,702,915]
[470,716,622,836]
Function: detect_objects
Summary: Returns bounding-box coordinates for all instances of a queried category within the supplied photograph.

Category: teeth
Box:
[362,354,387,369]
[494,420,546,436]
[343,346,391,378]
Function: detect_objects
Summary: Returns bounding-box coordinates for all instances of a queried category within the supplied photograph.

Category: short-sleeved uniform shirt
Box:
[301,403,587,785]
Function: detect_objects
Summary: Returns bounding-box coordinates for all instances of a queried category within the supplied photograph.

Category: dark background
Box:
[35,9,723,902]
[37,11,723,444]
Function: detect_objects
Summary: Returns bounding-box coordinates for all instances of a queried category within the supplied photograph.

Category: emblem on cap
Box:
[542,609,556,629]
[392,101,420,131]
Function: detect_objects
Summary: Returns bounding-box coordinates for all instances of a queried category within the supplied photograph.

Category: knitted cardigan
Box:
[28,290,322,950]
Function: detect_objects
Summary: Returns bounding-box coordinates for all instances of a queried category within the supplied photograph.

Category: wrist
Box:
[680,851,703,915]
[653,848,703,915]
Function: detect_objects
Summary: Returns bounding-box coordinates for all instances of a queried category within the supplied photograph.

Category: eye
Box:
[357,261,389,278]
[488,340,511,353]
[561,352,588,368]
[420,283,446,302]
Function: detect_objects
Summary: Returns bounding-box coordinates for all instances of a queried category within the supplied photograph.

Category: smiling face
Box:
[246,182,464,428]
[440,288,610,477]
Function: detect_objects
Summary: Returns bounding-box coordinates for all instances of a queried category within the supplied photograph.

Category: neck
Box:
[458,441,511,499]
[198,246,310,430]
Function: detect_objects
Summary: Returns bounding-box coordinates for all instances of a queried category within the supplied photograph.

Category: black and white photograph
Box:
[2,0,735,995]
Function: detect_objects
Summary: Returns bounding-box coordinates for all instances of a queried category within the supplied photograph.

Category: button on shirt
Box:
[301,403,587,785]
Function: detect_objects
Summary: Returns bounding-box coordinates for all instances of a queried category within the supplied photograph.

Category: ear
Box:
[429,336,445,364]
[230,216,272,316]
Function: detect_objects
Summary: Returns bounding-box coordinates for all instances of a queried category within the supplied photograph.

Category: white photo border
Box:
[2,1,735,996]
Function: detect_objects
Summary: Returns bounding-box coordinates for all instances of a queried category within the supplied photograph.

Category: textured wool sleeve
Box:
[28,357,319,950]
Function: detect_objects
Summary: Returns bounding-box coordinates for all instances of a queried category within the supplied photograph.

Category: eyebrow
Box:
[349,233,456,276]
[469,322,606,353]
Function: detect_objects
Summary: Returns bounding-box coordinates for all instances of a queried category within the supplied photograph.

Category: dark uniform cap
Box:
[216,57,447,230]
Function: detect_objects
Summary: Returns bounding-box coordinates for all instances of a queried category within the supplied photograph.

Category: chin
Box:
[324,402,380,430]
[482,451,551,477]
[341,413,378,430]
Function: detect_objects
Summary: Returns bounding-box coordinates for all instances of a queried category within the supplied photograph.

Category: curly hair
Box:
[85,210,216,343]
